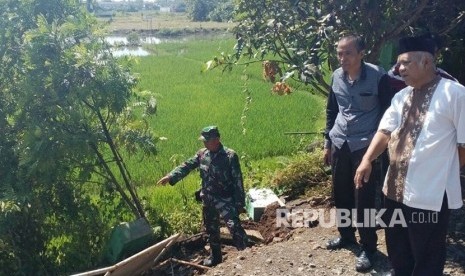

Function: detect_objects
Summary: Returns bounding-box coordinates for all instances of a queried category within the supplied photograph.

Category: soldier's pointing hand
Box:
[157,175,170,186]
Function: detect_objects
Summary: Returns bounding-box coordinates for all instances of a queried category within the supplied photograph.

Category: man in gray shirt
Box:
[323,34,392,272]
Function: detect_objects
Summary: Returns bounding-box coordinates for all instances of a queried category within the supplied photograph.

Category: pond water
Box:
[106,36,192,57]
[105,36,163,45]
[105,33,227,56]
[105,36,161,57]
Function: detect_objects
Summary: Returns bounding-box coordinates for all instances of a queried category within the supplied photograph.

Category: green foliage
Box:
[186,0,213,21]
[207,0,337,96]
[186,0,234,22]
[270,148,330,200]
[17,11,155,218]
[0,0,158,274]
[209,0,234,22]
[144,178,202,237]
[165,202,203,235]
[127,31,141,46]
[157,28,187,37]
[440,26,465,84]
[0,238,20,275]
[207,0,465,94]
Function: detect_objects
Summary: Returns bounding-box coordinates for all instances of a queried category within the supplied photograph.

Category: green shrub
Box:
[270,148,330,200]
[0,239,20,275]
[144,177,203,237]
[127,31,141,46]
[165,202,202,235]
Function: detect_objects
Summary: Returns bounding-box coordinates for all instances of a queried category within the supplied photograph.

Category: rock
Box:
[273,237,283,243]
[234,263,242,270]
[331,268,344,275]
[266,258,272,264]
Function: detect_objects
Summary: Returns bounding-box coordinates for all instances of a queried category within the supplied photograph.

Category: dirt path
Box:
[147,200,465,276]
[200,199,465,276]
[203,226,391,276]
[202,224,464,276]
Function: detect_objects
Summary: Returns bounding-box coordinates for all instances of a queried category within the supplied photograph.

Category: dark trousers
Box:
[331,142,377,252]
[384,196,450,276]
[203,199,248,251]
[376,150,390,209]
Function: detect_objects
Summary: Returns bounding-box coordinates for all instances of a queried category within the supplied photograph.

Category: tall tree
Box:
[186,0,214,21]
[0,0,157,273]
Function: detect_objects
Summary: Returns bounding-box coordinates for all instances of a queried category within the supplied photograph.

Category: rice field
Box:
[102,11,235,34]
[130,36,325,182]
[125,35,327,233]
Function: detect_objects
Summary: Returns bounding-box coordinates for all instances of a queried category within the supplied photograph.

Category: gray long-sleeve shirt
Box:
[324,62,393,152]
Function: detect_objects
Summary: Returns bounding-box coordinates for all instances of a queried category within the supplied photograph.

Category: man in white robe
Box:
[355,36,465,275]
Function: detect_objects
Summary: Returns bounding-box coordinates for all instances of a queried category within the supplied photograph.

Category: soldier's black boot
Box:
[203,246,222,267]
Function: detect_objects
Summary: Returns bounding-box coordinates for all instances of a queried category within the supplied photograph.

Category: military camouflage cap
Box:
[199,126,220,141]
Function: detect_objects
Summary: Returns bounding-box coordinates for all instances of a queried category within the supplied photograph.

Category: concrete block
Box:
[246,188,285,221]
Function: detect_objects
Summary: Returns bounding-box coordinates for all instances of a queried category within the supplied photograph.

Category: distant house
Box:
[159,7,171,13]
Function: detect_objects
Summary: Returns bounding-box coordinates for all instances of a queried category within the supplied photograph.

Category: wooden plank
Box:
[71,233,180,276]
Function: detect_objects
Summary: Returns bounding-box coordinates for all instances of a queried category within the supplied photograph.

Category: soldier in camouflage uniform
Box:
[157,126,248,266]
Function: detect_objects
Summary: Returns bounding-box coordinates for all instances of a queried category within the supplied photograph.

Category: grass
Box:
[118,35,327,235]
[130,37,326,184]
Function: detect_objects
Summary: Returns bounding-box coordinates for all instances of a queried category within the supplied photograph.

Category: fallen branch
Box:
[152,237,177,265]
[171,258,210,271]
[151,258,172,271]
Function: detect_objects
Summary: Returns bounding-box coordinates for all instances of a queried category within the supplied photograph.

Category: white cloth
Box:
[379,78,465,211]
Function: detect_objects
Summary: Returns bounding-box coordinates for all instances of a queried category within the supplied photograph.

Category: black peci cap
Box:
[398,36,436,56]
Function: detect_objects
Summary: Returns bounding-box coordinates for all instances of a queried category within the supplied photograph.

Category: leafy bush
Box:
[144,178,202,237]
[209,2,234,22]
[165,202,202,235]
[0,238,21,275]
[127,31,141,46]
[270,148,330,200]
[157,28,184,36]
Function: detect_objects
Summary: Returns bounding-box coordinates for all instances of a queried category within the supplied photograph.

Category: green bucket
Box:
[104,218,154,264]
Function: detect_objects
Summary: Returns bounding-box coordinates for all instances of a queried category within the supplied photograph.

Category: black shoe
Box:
[355,250,374,272]
[326,236,357,250]
[203,247,223,267]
